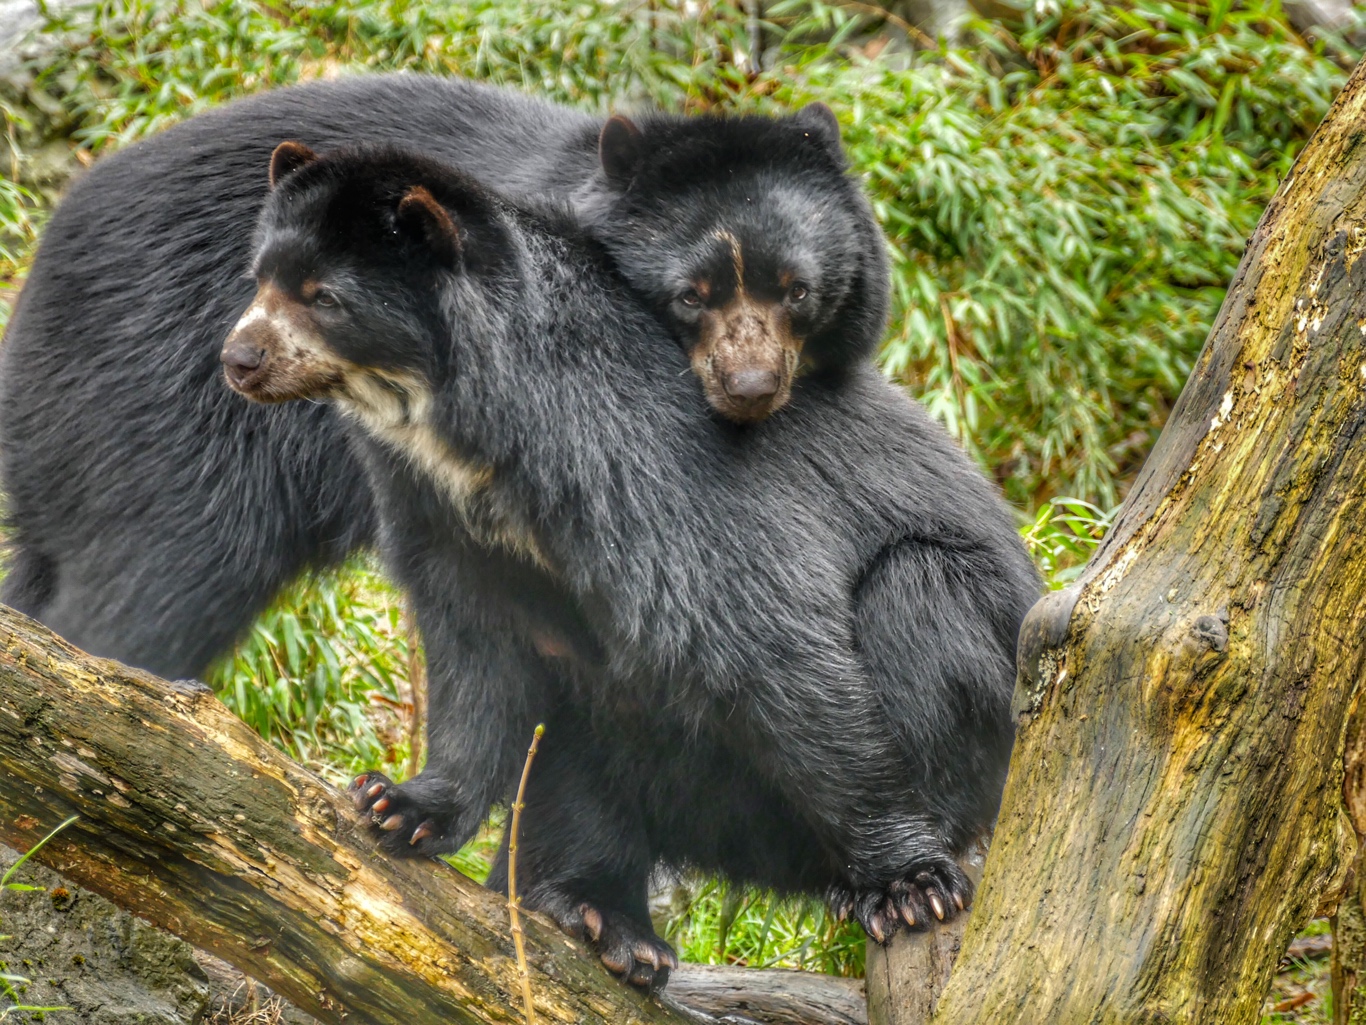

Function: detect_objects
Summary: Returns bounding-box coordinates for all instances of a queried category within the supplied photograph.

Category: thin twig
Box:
[402,600,427,780]
[508,724,545,1025]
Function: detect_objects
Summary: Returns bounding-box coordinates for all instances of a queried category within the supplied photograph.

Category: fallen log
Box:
[666,964,866,1025]
[0,602,788,1025]
[0,601,874,1025]
[193,948,870,1025]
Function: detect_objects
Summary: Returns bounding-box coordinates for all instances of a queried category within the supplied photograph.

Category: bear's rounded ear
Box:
[269,141,318,189]
[599,115,644,188]
[792,103,845,160]
[397,186,461,267]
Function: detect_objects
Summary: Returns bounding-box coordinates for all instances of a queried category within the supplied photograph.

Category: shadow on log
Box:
[0,602,860,1025]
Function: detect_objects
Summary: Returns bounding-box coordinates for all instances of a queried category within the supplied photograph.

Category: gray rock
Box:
[0,844,210,1025]
[0,0,83,74]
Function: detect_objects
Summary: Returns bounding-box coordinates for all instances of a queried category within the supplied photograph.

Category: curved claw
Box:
[928,891,946,921]
[581,904,604,943]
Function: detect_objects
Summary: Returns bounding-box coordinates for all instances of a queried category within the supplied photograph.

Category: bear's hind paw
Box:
[830,861,972,944]
[554,901,677,991]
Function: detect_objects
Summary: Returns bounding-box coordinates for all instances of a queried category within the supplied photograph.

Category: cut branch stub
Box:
[933,56,1366,1024]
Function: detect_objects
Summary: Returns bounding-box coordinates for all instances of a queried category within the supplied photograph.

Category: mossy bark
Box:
[1332,701,1366,1022]
[930,54,1366,1024]
[1332,872,1366,1025]
[0,603,688,1025]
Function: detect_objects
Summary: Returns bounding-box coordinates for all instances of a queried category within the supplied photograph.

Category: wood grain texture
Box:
[0,602,685,1025]
[931,54,1366,1025]
[864,842,982,1025]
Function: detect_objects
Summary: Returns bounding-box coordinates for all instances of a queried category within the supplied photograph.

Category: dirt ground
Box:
[1264,922,1333,1024]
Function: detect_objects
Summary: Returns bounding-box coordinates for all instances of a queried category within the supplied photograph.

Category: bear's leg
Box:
[484,728,675,991]
[0,544,56,619]
[633,730,969,944]
[350,619,560,859]
[831,535,1021,943]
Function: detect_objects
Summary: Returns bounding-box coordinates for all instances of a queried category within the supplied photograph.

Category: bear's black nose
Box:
[222,343,263,372]
[722,369,779,400]
[221,343,266,389]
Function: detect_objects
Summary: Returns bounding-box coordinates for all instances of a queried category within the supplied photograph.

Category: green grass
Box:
[205,555,413,782]
[661,877,866,974]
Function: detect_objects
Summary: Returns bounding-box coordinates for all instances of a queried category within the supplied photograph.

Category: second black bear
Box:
[221,142,1039,989]
[0,75,886,680]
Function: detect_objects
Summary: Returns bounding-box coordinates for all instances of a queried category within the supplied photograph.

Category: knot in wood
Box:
[1012,585,1080,719]
[1189,614,1229,653]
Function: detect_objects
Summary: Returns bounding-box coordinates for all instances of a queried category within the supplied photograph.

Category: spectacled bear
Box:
[222,141,1039,989]
[0,73,888,681]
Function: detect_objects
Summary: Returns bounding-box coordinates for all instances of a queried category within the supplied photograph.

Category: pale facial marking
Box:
[226,283,547,568]
[337,370,548,570]
[222,283,350,401]
[714,229,746,294]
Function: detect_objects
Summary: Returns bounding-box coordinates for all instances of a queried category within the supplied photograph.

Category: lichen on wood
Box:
[930,54,1366,1025]
[0,604,686,1025]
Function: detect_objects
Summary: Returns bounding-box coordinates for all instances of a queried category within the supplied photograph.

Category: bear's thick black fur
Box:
[0,74,886,680]
[226,144,1039,988]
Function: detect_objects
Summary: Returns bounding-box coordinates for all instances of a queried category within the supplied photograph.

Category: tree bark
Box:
[0,603,689,1025]
[864,916,967,1025]
[194,947,870,1025]
[927,54,1366,1025]
[1331,699,1366,1022]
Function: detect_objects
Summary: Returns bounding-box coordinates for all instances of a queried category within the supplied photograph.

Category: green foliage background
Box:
[0,0,1355,990]
[2,0,1353,505]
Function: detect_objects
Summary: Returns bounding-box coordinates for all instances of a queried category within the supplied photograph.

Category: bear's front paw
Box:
[349,771,456,858]
[828,859,973,944]
[550,901,678,992]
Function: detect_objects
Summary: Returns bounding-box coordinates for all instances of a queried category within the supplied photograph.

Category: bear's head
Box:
[221,142,496,423]
[583,104,889,424]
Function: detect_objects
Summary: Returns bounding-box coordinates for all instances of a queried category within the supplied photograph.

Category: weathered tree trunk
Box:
[864,916,968,1025]
[864,843,983,1025]
[929,55,1366,1024]
[1331,701,1366,1021]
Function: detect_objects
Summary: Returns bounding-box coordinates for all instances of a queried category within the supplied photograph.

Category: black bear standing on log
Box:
[0,76,887,680]
[220,142,1041,989]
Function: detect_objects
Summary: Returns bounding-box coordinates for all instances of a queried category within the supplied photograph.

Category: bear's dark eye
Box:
[312,288,340,309]
[680,289,702,308]
[788,283,810,303]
